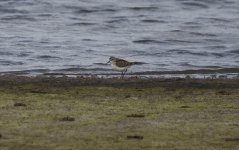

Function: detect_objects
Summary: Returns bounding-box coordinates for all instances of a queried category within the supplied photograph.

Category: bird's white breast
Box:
[110,62,129,71]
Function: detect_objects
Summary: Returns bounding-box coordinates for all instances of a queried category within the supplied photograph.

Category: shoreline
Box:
[0,67,239,79]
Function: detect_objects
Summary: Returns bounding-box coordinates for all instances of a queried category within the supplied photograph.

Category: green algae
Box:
[0,77,239,150]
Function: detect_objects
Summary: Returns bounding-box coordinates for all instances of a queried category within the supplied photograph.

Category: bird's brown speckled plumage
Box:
[112,58,133,68]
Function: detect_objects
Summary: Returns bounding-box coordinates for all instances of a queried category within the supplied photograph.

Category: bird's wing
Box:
[115,59,131,67]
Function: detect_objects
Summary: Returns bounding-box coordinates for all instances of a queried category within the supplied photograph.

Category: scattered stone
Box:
[60,116,75,122]
[174,95,182,99]
[165,88,176,92]
[135,88,143,91]
[217,90,230,95]
[14,102,26,107]
[180,105,190,108]
[125,95,131,98]
[231,123,239,126]
[127,135,144,140]
[126,114,145,118]
[30,89,47,94]
[224,138,239,142]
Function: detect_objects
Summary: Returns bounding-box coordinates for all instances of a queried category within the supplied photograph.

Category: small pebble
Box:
[60,116,75,122]
[127,135,144,140]
[125,95,131,98]
[14,103,26,107]
[180,105,190,108]
[224,138,239,142]
[126,114,145,118]
[217,90,230,95]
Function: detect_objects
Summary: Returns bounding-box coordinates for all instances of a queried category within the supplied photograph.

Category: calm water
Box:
[0,0,239,76]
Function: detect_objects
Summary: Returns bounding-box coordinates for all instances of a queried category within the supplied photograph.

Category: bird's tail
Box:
[130,61,145,65]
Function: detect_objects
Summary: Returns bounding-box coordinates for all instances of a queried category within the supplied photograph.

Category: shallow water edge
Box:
[1,67,239,79]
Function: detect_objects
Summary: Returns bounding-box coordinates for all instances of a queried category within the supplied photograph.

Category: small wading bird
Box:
[107,56,138,78]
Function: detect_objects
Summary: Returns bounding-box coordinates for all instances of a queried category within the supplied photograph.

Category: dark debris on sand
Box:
[224,138,239,142]
[14,102,27,107]
[180,105,191,108]
[60,116,75,122]
[126,114,145,118]
[127,135,144,140]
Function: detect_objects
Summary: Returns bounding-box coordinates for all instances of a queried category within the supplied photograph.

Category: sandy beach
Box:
[0,75,238,150]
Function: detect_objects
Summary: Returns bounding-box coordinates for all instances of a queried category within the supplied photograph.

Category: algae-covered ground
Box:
[0,76,239,150]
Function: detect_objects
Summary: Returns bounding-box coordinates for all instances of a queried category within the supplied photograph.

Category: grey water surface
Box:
[0,0,239,76]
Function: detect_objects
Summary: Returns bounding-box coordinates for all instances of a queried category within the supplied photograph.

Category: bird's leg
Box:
[120,71,123,79]
[122,69,127,79]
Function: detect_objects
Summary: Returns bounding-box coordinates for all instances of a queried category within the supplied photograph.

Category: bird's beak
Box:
[107,60,110,64]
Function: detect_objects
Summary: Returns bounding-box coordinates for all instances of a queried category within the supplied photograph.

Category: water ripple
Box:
[228,49,239,54]
[133,39,165,44]
[1,15,36,21]
[181,2,209,9]
[0,60,24,66]
[127,6,158,11]
[70,22,97,26]
[0,7,28,14]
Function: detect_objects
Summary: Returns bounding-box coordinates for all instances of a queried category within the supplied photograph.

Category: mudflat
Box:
[0,75,239,150]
